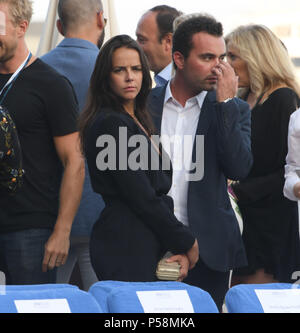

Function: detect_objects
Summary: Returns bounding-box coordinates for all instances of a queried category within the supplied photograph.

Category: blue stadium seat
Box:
[225,283,300,313]
[89,280,219,313]
[0,284,103,313]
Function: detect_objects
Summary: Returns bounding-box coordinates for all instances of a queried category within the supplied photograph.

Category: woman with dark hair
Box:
[79,35,198,282]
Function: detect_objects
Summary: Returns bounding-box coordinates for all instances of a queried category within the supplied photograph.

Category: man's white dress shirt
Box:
[161,81,207,226]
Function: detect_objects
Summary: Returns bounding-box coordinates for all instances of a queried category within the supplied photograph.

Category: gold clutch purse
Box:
[156,252,181,281]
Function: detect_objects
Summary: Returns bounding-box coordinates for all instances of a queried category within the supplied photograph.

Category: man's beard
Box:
[0,43,17,64]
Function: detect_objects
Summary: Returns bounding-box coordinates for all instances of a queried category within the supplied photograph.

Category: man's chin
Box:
[0,51,15,64]
[204,83,217,91]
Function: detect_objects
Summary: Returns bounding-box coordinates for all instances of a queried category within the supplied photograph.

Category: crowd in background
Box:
[0,0,299,313]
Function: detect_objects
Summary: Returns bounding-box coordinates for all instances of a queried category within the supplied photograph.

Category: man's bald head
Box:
[58,0,103,34]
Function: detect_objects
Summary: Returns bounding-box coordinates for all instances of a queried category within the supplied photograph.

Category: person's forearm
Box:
[54,158,85,234]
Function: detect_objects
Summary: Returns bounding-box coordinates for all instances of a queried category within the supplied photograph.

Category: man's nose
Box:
[213,58,221,69]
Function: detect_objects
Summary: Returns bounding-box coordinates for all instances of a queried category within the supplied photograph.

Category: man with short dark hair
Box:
[41,0,106,290]
[0,0,84,285]
[147,14,253,311]
[136,5,182,86]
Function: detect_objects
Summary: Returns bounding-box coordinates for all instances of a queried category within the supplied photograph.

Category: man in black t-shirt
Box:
[0,0,84,285]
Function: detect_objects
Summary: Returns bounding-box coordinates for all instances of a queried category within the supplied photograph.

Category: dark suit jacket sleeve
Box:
[91,114,195,254]
[215,98,253,180]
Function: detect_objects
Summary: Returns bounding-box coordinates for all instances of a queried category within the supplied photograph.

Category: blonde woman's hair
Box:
[225,24,300,99]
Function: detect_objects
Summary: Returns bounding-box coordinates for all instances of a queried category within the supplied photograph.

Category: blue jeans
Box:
[0,229,57,285]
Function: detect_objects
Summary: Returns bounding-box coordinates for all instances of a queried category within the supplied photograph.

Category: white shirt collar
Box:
[156,63,173,82]
[164,80,208,110]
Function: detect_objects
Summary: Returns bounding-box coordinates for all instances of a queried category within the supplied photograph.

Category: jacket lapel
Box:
[148,88,215,163]
[190,91,215,162]
[148,86,216,137]
[195,91,215,136]
[147,85,167,135]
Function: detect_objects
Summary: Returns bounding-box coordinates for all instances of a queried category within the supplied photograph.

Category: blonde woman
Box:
[226,24,300,285]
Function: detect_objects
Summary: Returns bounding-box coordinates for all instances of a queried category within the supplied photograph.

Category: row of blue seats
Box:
[0,281,218,313]
[0,281,299,313]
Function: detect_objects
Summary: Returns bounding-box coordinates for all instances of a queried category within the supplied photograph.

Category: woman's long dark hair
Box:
[78,34,154,154]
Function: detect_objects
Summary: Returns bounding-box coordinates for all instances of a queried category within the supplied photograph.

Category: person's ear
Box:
[162,33,173,53]
[96,10,105,30]
[173,51,185,70]
[56,19,65,36]
[17,20,29,38]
